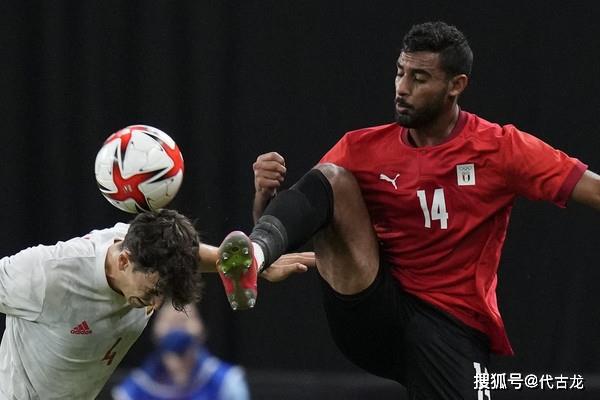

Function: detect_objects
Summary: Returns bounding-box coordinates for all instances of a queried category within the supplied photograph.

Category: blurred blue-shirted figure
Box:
[112,303,250,400]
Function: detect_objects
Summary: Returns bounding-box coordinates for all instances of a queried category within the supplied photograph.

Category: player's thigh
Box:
[313,163,380,295]
[402,300,491,400]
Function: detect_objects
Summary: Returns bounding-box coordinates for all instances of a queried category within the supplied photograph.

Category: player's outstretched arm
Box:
[571,170,600,211]
[199,243,220,272]
[252,152,286,223]
[260,251,316,283]
[200,243,315,281]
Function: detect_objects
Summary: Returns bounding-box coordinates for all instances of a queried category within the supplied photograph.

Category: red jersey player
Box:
[216,21,600,399]
[319,110,586,357]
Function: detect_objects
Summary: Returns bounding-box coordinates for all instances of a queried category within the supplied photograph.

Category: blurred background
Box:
[1,1,599,399]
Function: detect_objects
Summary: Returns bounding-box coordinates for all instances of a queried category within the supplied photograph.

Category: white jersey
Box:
[0,223,154,400]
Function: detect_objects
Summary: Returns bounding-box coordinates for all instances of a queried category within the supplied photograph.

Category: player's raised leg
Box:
[217,162,379,310]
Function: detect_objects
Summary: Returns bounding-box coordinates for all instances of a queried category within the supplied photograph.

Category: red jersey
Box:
[320,111,587,355]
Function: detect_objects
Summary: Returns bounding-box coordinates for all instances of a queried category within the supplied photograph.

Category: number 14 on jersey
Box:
[417,188,449,229]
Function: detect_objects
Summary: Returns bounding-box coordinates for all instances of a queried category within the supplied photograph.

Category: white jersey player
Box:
[0,210,204,400]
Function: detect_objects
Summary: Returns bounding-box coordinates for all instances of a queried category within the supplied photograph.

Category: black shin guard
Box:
[250,169,334,270]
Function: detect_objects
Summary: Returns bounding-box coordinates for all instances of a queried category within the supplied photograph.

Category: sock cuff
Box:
[250,215,288,269]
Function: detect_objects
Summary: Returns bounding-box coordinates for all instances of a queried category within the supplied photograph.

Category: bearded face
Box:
[394,87,447,128]
[394,51,453,129]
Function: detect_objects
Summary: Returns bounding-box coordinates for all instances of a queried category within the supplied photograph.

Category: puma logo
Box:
[379,173,400,190]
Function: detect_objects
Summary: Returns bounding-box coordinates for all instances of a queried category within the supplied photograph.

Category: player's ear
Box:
[118,251,131,271]
[448,74,468,97]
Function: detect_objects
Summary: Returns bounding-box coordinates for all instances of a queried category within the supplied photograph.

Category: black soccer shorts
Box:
[320,262,491,400]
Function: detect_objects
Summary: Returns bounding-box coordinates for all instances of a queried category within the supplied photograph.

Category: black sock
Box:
[250,169,334,270]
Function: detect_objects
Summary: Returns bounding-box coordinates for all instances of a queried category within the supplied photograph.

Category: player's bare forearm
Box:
[253,191,273,223]
[198,243,219,272]
[571,170,600,211]
[260,252,316,282]
[199,242,315,282]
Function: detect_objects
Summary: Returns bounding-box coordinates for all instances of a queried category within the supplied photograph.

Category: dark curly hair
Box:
[122,209,203,311]
[402,21,473,77]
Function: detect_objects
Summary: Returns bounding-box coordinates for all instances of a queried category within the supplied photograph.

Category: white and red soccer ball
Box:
[94,125,184,213]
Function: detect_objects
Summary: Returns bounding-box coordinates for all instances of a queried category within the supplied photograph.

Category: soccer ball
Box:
[94,125,184,213]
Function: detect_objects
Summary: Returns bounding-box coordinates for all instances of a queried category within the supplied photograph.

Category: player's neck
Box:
[408,104,459,147]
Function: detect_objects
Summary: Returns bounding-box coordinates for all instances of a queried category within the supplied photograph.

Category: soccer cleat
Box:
[217,231,258,310]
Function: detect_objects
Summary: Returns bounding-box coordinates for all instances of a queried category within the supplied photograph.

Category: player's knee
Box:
[314,163,360,196]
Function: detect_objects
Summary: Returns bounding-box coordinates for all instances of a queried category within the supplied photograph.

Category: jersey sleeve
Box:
[501,126,587,207]
[319,133,353,169]
[0,246,48,320]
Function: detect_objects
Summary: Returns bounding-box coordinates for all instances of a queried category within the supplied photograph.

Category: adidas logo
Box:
[70,321,93,335]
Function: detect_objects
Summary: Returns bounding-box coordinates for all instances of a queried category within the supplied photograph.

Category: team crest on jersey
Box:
[456,163,476,186]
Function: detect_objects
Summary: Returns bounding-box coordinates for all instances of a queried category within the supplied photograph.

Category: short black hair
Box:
[402,21,473,77]
[123,209,203,311]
